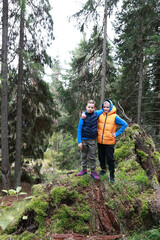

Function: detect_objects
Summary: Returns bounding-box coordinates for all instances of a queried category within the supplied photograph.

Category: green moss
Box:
[115,140,125,149]
[102,124,158,233]
[4,187,48,236]
[136,150,148,162]
[51,203,90,234]
[17,231,38,240]
[31,184,47,198]
[114,140,135,161]
[0,232,39,240]
[50,186,78,207]
[49,184,90,235]
[70,174,90,188]
[135,172,151,188]
[144,137,155,150]
[0,235,14,240]
[76,203,90,221]
[140,201,149,219]
[4,224,17,234]
[118,159,140,173]
[151,175,159,187]
[132,124,141,131]
[29,197,48,214]
[152,151,160,164]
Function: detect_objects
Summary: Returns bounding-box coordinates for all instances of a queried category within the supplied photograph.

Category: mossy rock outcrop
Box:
[114,124,160,183]
[0,124,160,239]
[106,124,160,233]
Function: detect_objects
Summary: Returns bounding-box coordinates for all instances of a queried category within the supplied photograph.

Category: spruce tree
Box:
[1,0,10,190]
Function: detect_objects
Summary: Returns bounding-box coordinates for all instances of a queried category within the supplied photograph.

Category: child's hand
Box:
[82,113,86,119]
[78,143,83,150]
[112,133,116,138]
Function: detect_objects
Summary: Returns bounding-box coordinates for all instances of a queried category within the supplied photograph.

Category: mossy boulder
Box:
[104,124,160,233]
[49,184,91,234]
[115,124,160,183]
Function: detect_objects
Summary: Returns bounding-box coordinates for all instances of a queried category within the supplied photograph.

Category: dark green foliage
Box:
[128,227,160,240]
[48,132,81,170]
[0,0,57,166]
[114,0,160,143]
[7,69,58,162]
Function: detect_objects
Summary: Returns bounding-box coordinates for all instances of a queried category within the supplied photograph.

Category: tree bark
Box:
[154,57,160,144]
[137,19,144,125]
[100,0,107,105]
[14,2,25,188]
[1,0,10,190]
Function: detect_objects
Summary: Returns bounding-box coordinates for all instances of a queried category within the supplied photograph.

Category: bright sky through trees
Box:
[49,0,84,65]
[49,0,116,66]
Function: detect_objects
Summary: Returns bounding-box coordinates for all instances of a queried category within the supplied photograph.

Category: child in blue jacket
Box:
[77,100,102,180]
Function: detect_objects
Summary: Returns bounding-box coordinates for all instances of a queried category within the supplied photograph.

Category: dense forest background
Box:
[0,0,160,190]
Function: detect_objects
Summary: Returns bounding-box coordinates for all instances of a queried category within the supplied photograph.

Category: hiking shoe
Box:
[109,173,115,183]
[91,172,100,180]
[99,169,106,176]
[109,176,115,183]
[77,169,87,176]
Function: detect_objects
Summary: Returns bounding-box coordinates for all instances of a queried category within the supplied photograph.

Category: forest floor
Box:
[0,182,32,206]
[0,179,123,240]
[0,175,160,240]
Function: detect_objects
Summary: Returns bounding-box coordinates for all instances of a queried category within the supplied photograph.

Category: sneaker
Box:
[77,169,87,176]
[99,169,106,176]
[91,172,100,180]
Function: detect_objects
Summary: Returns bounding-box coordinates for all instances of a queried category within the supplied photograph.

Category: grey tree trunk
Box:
[14,3,25,188]
[100,0,107,105]
[1,0,10,190]
[154,57,160,144]
[137,20,144,125]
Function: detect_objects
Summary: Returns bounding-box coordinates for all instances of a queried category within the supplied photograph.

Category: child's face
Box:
[103,102,110,113]
[86,103,95,113]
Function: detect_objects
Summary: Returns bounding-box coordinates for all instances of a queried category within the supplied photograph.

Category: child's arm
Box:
[82,110,103,119]
[115,116,128,137]
[77,118,84,149]
[95,110,103,118]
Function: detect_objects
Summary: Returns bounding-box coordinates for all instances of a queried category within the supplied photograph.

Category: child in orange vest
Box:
[97,99,128,183]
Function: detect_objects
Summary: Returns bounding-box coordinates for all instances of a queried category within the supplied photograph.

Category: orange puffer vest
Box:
[97,106,117,145]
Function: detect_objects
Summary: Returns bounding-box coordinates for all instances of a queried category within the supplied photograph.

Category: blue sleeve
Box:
[82,110,103,119]
[77,118,84,143]
[95,110,103,118]
[115,116,128,137]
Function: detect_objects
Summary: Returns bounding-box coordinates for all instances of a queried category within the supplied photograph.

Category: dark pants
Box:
[97,143,115,175]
